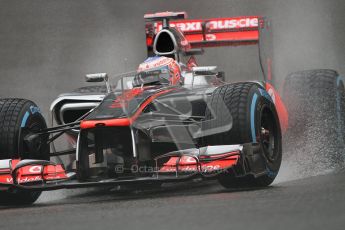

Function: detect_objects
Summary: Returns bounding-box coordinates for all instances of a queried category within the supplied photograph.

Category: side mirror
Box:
[217,71,225,81]
[85,73,108,83]
[192,66,217,75]
[85,73,111,93]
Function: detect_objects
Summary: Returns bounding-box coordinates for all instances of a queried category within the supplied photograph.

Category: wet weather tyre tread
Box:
[0,99,28,158]
[204,82,257,144]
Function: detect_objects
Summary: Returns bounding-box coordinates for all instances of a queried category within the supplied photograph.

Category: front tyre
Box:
[204,83,282,188]
[0,98,49,205]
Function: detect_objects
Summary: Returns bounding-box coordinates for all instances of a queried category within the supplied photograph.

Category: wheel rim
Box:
[259,107,278,162]
[19,116,48,160]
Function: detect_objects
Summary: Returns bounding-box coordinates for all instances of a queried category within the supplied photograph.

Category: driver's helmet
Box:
[133,56,181,87]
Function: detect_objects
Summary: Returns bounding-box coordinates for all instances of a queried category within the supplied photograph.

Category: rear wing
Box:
[145,13,262,49]
[144,12,273,82]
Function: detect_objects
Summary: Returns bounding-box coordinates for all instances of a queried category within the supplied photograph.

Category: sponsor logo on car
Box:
[156,17,259,32]
[28,165,43,173]
[6,176,42,184]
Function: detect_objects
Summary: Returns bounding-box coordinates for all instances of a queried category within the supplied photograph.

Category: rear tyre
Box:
[0,98,49,205]
[204,83,282,188]
[283,69,345,170]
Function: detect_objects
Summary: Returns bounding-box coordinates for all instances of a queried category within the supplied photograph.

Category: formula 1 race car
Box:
[0,12,289,205]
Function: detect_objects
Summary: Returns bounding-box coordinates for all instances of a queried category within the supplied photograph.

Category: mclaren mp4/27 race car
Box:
[0,12,290,205]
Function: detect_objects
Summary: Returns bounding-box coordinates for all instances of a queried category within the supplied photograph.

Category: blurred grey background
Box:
[0,0,345,117]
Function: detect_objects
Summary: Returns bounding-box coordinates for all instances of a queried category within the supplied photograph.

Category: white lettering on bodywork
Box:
[157,18,258,32]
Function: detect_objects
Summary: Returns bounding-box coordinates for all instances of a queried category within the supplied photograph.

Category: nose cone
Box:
[80,85,176,129]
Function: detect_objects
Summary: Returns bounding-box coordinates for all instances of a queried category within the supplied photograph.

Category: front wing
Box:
[0,144,268,192]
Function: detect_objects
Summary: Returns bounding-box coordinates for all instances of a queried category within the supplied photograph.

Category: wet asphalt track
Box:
[0,171,344,230]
